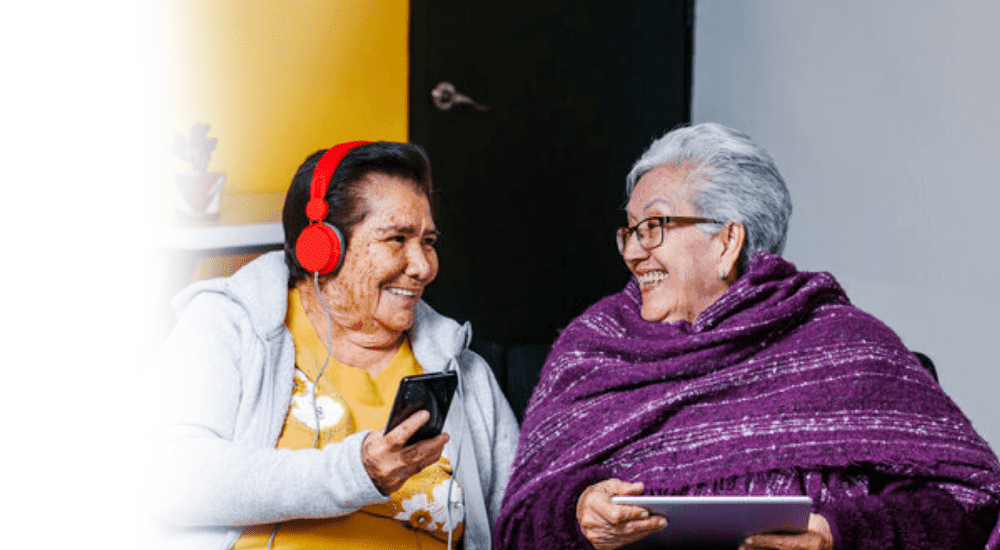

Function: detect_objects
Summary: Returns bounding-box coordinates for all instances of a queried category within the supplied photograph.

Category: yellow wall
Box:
[168,0,409,194]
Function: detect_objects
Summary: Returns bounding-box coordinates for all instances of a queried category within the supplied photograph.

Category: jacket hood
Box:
[411,300,473,373]
[172,251,291,341]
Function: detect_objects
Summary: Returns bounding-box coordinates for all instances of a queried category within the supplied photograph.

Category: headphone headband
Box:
[306,140,371,222]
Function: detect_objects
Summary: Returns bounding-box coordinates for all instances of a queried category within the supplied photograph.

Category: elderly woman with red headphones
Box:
[146,141,519,550]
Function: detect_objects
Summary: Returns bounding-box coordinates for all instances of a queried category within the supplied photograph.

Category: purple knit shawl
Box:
[495,253,1000,549]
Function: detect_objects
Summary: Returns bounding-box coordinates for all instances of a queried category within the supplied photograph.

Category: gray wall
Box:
[692,0,1000,452]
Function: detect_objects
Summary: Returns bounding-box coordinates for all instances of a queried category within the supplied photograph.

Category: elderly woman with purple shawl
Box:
[494,123,1000,550]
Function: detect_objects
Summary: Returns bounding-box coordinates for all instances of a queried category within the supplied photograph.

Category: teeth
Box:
[637,271,667,287]
[387,287,416,297]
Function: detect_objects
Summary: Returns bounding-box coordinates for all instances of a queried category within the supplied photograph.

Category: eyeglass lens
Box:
[617,218,664,252]
[635,219,662,249]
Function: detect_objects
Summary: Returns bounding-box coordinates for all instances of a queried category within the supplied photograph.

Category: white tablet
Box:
[609,495,812,548]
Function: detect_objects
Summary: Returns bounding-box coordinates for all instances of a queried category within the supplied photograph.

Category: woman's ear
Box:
[715,221,745,281]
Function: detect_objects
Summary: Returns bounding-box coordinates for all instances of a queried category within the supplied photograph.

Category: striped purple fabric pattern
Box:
[495,253,1000,549]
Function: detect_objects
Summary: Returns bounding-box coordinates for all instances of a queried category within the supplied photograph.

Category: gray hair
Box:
[625,123,792,276]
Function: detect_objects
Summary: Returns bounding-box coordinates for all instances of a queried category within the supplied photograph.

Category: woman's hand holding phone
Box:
[362,409,449,495]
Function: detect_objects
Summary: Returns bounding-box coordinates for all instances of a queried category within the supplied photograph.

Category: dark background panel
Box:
[410,0,693,347]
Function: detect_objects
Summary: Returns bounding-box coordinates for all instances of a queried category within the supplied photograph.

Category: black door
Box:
[411,0,693,348]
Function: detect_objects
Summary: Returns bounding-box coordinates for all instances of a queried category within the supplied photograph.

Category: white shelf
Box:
[156,222,284,251]
[155,192,286,252]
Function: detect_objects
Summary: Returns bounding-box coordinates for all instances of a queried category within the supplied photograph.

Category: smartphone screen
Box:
[384,371,459,446]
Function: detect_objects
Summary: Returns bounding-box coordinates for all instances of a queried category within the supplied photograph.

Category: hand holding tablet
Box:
[576,480,668,550]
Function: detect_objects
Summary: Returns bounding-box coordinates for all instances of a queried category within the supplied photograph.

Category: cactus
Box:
[171,122,218,174]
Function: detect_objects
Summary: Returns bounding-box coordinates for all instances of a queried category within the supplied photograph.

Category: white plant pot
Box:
[175,171,226,220]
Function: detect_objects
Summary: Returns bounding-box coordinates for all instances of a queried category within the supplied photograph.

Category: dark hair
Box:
[282,141,434,287]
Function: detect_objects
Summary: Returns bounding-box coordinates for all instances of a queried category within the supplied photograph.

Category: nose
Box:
[404,241,437,282]
[620,232,649,265]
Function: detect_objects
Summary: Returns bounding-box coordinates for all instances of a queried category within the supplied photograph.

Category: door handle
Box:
[431,81,490,112]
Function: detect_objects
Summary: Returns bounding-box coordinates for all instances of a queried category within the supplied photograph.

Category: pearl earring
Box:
[719,269,728,280]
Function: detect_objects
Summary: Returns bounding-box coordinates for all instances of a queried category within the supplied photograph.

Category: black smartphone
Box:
[384,371,459,446]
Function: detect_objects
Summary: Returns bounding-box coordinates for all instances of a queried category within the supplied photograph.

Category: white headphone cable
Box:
[311,271,335,449]
[265,273,334,550]
[445,356,466,550]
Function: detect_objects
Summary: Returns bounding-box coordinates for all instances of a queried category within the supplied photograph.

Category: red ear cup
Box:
[296,222,345,275]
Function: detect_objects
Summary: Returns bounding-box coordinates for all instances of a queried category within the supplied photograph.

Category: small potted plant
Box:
[171,122,226,219]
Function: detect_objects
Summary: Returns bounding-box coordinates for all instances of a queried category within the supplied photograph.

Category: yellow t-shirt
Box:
[233,289,463,549]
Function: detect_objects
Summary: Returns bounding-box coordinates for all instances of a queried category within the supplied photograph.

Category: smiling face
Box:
[317,173,439,347]
[622,164,735,324]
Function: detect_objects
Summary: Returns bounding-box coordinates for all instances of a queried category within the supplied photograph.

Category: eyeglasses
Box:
[616,215,722,253]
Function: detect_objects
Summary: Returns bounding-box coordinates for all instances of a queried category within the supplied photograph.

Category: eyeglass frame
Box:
[616,215,723,253]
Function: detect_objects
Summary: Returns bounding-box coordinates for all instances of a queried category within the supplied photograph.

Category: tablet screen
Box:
[609,495,812,549]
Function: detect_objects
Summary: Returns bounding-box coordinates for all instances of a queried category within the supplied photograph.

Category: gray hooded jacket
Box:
[145,252,519,550]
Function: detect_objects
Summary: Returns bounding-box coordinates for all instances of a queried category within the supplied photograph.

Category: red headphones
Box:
[295,140,371,274]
